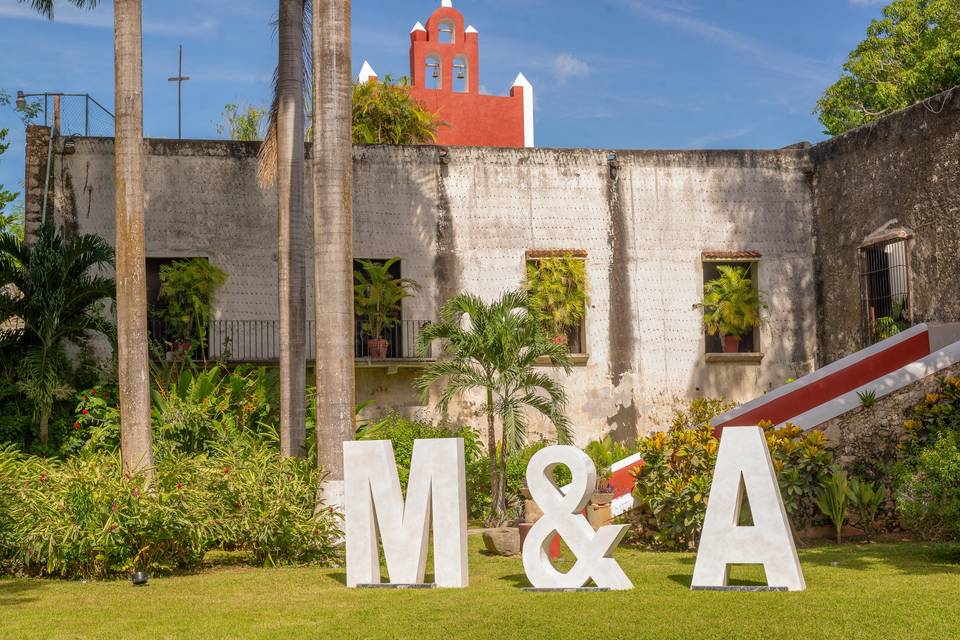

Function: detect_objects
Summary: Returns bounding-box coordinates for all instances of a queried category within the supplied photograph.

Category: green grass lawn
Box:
[2,536,958,640]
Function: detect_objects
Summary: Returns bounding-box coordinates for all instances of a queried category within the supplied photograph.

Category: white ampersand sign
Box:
[521,446,633,590]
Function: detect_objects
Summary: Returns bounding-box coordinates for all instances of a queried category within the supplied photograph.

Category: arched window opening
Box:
[453,56,469,93]
[425,56,442,90]
[438,21,455,44]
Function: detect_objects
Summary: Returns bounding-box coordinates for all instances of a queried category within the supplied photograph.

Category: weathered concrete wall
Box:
[44,139,817,444]
[811,87,960,365]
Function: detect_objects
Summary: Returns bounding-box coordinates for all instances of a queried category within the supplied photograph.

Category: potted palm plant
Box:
[525,255,588,347]
[156,258,227,359]
[698,265,765,353]
[354,258,420,360]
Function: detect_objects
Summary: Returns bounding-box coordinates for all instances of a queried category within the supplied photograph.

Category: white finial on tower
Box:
[358,61,378,83]
[512,73,535,148]
[465,25,478,34]
[411,21,426,33]
[441,0,453,7]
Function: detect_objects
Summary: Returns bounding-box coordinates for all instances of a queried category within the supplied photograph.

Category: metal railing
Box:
[860,238,913,344]
[192,319,434,363]
[18,92,114,137]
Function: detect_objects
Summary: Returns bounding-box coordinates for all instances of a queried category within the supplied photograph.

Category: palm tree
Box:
[272,0,308,458]
[415,291,573,525]
[0,226,115,446]
[312,0,355,508]
[22,0,153,475]
[114,0,154,476]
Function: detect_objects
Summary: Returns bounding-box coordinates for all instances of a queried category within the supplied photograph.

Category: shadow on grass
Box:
[0,579,45,606]
[500,573,531,589]
[799,542,960,576]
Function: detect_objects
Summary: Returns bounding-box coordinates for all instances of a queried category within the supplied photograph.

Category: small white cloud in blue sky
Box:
[553,54,589,85]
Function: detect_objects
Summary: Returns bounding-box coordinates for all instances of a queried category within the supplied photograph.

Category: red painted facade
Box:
[405,3,530,148]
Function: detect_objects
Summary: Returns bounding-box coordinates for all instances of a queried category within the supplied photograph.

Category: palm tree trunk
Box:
[39,410,49,447]
[277,0,307,458]
[313,0,355,508]
[497,422,509,523]
[486,389,502,525]
[114,0,154,477]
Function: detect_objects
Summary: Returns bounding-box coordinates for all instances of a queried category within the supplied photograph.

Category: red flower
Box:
[132,489,140,498]
[111,502,117,513]
[176,482,184,490]
[81,409,90,415]
[39,474,46,483]
[73,422,81,430]
[91,389,97,396]
[223,467,231,475]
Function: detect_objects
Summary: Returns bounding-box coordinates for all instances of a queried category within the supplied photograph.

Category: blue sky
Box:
[1,0,888,203]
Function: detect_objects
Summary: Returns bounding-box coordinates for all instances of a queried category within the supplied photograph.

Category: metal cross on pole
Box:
[167,45,191,139]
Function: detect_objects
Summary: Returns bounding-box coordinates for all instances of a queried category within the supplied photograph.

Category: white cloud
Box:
[614,0,831,86]
[553,54,590,85]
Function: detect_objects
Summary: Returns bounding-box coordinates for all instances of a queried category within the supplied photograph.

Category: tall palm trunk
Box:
[313,0,355,508]
[486,389,503,526]
[114,0,154,477]
[277,0,307,458]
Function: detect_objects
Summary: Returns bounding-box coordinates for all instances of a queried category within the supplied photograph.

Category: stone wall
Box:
[811,87,960,365]
[40,138,818,444]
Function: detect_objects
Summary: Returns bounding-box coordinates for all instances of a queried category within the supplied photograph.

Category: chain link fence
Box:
[24,93,114,137]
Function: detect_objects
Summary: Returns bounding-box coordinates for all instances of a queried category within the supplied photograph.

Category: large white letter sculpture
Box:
[522,446,632,590]
[344,438,468,588]
[691,426,806,591]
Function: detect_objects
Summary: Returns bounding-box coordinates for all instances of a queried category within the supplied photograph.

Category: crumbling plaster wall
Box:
[812,87,960,365]
[46,139,817,444]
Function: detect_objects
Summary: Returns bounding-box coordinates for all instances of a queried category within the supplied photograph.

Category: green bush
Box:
[0,441,338,578]
[896,433,960,541]
[629,401,833,550]
[359,412,482,490]
[901,376,960,456]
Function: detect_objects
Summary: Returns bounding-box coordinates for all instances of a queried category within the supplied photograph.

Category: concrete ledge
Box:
[521,587,611,592]
[690,585,788,592]
[355,583,437,590]
[535,354,590,367]
[705,352,764,365]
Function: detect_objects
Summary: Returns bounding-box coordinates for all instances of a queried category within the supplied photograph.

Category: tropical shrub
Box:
[848,477,884,542]
[584,436,634,487]
[895,433,960,541]
[358,412,482,491]
[900,376,960,457]
[352,76,443,145]
[525,255,588,343]
[155,258,227,354]
[629,401,832,550]
[0,225,115,446]
[697,265,765,343]
[206,438,339,566]
[0,441,338,578]
[353,258,420,343]
[816,467,850,544]
[894,376,960,540]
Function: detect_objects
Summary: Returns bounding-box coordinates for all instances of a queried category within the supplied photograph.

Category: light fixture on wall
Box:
[15,91,26,110]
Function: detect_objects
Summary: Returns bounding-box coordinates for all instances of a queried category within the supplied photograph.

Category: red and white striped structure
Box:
[601,323,960,518]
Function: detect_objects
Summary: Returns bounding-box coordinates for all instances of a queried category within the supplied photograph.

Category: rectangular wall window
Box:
[525,250,588,357]
[860,236,912,343]
[701,252,762,356]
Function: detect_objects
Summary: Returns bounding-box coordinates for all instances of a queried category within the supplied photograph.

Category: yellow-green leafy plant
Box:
[629,401,832,550]
[817,466,851,544]
[157,258,227,354]
[525,255,588,344]
[697,265,765,347]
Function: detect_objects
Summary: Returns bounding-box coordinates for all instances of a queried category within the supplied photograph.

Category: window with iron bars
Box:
[860,236,913,344]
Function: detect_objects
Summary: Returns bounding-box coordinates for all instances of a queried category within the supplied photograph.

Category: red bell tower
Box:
[403,0,534,148]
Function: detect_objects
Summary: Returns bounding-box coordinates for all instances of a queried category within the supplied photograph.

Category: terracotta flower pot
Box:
[723,335,742,353]
[368,338,390,360]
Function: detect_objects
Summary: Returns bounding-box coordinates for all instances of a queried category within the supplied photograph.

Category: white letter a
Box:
[691,426,805,591]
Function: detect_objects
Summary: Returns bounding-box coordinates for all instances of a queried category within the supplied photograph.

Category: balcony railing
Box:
[150,319,434,364]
